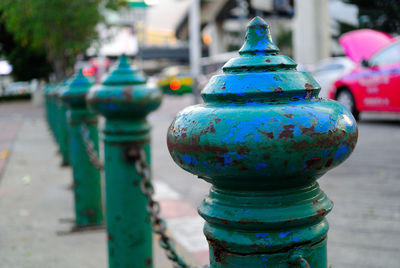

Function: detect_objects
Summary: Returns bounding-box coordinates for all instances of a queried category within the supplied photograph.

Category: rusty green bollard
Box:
[60,70,103,227]
[44,84,57,137]
[48,85,60,142]
[44,84,54,132]
[57,80,72,166]
[87,55,162,268]
[167,17,358,267]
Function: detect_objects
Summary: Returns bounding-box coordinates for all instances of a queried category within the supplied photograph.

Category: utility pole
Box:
[293,0,330,65]
[189,0,201,104]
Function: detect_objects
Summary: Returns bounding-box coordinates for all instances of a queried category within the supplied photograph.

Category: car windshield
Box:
[369,42,400,66]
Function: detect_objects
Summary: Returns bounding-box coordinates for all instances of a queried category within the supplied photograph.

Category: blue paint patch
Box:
[107,103,118,110]
[279,231,291,238]
[334,145,348,161]
[262,257,269,262]
[293,236,300,242]
[180,154,199,165]
[324,149,330,156]
[243,209,249,213]
[255,163,268,170]
[256,233,270,238]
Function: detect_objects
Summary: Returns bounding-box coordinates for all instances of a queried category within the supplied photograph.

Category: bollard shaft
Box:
[103,119,152,267]
[68,109,103,226]
[58,100,70,165]
[87,55,162,268]
[60,70,104,227]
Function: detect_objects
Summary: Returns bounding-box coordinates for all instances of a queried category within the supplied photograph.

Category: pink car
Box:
[329,29,400,120]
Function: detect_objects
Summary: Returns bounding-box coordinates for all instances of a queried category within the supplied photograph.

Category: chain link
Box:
[80,122,104,171]
[134,147,205,268]
[80,124,205,267]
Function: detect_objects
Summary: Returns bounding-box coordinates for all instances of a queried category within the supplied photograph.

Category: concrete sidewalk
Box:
[0,102,204,268]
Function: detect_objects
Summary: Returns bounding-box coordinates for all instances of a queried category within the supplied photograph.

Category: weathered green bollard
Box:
[87,55,162,268]
[167,17,358,267]
[44,84,56,137]
[47,85,59,141]
[60,70,103,227]
[57,81,71,166]
[44,84,53,131]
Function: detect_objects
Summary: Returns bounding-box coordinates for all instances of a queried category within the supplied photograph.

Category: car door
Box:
[367,42,400,112]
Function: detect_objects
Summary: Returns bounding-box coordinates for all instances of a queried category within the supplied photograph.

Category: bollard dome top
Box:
[60,69,93,107]
[167,17,358,189]
[87,55,162,119]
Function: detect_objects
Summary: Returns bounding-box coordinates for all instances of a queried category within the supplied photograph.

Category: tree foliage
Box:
[342,0,400,34]
[0,17,52,81]
[0,0,126,80]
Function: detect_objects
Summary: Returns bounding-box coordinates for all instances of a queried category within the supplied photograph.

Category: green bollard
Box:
[60,70,103,227]
[57,80,72,166]
[167,17,358,267]
[87,55,162,268]
[47,85,59,141]
[44,84,53,131]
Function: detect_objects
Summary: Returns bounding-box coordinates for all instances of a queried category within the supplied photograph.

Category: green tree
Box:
[0,15,52,81]
[0,0,126,80]
[339,0,400,35]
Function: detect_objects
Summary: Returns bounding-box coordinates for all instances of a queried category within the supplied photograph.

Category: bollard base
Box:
[56,224,105,236]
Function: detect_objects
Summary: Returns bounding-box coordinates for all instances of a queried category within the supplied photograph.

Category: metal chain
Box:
[134,147,205,268]
[80,122,104,171]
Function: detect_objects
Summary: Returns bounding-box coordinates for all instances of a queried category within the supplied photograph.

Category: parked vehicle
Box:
[310,57,354,98]
[4,82,31,96]
[157,66,193,95]
[329,29,399,120]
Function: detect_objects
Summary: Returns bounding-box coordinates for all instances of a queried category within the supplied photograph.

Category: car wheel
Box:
[336,89,359,121]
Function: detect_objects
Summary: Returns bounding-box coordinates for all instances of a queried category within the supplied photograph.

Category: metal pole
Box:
[168,17,358,267]
[57,84,70,166]
[87,55,162,268]
[60,70,103,228]
[189,0,201,104]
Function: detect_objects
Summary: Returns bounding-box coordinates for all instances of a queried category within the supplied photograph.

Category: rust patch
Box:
[284,218,300,223]
[258,129,274,139]
[146,258,152,267]
[274,87,283,93]
[208,239,228,264]
[325,158,333,168]
[214,118,221,123]
[291,140,309,150]
[305,83,314,89]
[301,125,315,135]
[315,209,327,217]
[305,157,321,168]
[266,59,271,63]
[237,146,250,155]
[108,234,114,241]
[284,113,294,119]
[305,89,313,99]
[278,125,295,139]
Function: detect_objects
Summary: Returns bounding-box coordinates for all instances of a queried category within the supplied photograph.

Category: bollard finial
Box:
[103,55,146,85]
[60,69,93,107]
[117,54,131,69]
[239,16,279,55]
